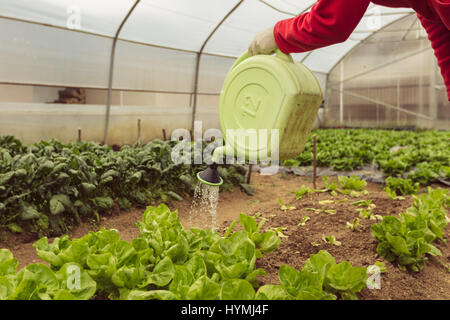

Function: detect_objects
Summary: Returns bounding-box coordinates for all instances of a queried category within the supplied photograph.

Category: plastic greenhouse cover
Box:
[0,0,136,36]
[0,0,414,83]
[120,0,241,52]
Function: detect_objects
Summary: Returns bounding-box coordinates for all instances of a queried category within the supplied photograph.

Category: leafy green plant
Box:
[321,235,341,246]
[0,136,247,235]
[385,177,419,196]
[256,250,368,300]
[286,129,449,186]
[357,207,382,221]
[352,199,373,207]
[370,188,449,271]
[305,207,336,215]
[278,199,296,212]
[27,204,282,300]
[0,248,96,300]
[297,216,310,227]
[291,186,312,200]
[346,218,361,232]
[338,175,367,191]
[385,187,406,200]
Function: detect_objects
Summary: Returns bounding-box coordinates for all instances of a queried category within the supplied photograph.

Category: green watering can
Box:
[197,49,323,186]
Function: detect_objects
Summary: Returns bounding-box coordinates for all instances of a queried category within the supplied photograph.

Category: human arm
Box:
[417,13,450,100]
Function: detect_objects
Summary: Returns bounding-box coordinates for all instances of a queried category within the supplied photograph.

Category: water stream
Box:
[189,181,220,232]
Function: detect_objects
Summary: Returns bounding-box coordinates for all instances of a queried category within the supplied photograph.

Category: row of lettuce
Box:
[371,187,449,272]
[1,185,448,300]
[0,136,247,236]
[284,129,450,185]
[0,204,371,300]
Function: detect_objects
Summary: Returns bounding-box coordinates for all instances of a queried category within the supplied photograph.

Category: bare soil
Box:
[1,173,449,300]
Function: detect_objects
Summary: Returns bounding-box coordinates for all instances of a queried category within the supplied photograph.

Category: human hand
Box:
[248,26,278,56]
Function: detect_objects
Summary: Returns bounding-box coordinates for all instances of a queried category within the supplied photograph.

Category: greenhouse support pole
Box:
[191,0,244,132]
[103,0,140,145]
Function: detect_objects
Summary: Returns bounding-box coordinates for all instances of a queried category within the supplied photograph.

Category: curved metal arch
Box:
[190,0,244,132]
[324,12,416,80]
[102,0,141,145]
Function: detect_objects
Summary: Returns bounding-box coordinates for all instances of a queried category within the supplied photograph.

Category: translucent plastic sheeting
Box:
[303,41,360,74]
[0,19,111,88]
[121,0,240,52]
[198,55,235,94]
[260,0,316,14]
[114,40,196,92]
[324,14,449,130]
[0,0,135,36]
[0,102,220,145]
[303,11,412,72]
[204,0,292,57]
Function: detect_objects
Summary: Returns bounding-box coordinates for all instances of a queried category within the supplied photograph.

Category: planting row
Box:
[0,136,248,236]
[1,182,448,300]
[289,174,449,272]
[284,129,450,184]
[0,204,372,300]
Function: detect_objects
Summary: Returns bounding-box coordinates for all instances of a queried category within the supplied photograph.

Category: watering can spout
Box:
[196,146,228,186]
[196,162,223,186]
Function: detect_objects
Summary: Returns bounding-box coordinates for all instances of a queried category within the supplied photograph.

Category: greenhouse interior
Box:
[0,0,449,302]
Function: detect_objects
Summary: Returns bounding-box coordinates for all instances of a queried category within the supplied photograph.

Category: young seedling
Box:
[270,226,288,238]
[297,216,310,227]
[357,207,382,221]
[291,185,312,200]
[352,199,373,207]
[310,242,320,247]
[346,190,370,198]
[385,186,406,200]
[439,260,450,273]
[322,235,341,246]
[318,199,335,205]
[368,261,387,273]
[305,207,336,215]
[278,198,296,212]
[346,217,361,231]
[315,176,339,193]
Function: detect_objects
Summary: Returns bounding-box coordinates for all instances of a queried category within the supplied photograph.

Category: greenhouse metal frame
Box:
[0,0,447,146]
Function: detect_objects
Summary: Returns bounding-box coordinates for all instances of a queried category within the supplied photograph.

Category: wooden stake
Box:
[313,135,317,189]
[137,118,141,143]
[247,164,253,184]
[78,128,82,142]
[162,128,167,141]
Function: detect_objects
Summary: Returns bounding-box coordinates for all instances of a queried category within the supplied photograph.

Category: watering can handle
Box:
[230,49,294,71]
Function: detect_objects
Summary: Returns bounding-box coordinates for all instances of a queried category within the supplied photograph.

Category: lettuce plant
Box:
[256,251,368,300]
[371,188,448,271]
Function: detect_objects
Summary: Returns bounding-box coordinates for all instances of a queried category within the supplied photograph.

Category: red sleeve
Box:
[417,13,450,101]
[273,0,371,53]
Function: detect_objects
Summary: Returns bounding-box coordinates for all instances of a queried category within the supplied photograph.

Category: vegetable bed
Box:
[284,129,450,185]
[0,136,248,237]
[1,174,448,300]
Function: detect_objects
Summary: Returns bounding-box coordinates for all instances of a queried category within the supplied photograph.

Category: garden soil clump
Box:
[1,173,449,300]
